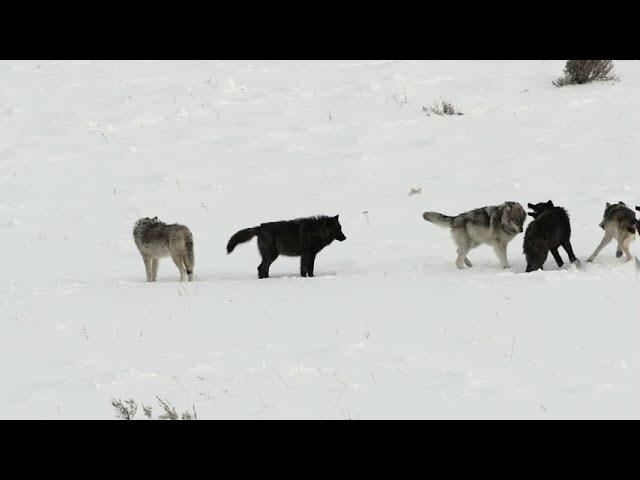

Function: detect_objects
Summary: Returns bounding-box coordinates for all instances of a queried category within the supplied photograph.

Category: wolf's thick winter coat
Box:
[133,217,194,282]
[227,215,346,278]
[423,201,526,269]
[523,201,579,272]
[587,202,636,263]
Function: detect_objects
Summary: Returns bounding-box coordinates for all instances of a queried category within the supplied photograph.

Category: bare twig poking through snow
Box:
[423,100,463,116]
[409,186,422,196]
[111,398,138,420]
[386,87,409,108]
[553,60,618,87]
[362,210,370,225]
[510,336,516,362]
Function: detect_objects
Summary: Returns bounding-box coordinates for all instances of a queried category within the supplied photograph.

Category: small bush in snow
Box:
[111,397,197,420]
[553,60,618,87]
[111,398,138,420]
[423,100,463,116]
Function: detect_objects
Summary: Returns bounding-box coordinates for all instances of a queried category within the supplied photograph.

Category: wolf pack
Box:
[132,201,639,281]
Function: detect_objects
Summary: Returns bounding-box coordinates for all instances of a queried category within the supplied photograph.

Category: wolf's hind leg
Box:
[456,247,470,269]
[307,252,317,277]
[151,258,159,281]
[142,255,153,282]
[464,257,473,267]
[587,233,613,262]
[170,252,187,282]
[550,248,564,267]
[561,240,579,264]
[257,239,278,279]
[621,235,634,261]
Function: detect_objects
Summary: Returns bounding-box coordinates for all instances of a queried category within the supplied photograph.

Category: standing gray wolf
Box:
[226,215,346,279]
[523,200,579,272]
[423,201,526,269]
[587,202,636,263]
[133,217,195,282]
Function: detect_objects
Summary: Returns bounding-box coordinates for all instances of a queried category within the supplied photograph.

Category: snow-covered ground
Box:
[1,60,638,419]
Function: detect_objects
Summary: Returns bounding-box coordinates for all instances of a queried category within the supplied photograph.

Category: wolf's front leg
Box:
[142,255,153,282]
[492,242,511,269]
[587,233,613,262]
[151,259,159,281]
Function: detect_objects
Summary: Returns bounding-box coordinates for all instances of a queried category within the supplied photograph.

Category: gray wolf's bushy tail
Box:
[423,211,454,228]
[227,227,259,253]
[184,233,195,274]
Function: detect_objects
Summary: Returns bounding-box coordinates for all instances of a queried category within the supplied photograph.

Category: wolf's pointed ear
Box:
[606,202,612,208]
[334,215,339,221]
[502,204,512,224]
[636,206,640,211]
[547,200,554,207]
[153,216,158,221]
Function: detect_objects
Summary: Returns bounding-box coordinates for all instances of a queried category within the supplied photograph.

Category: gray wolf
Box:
[227,215,346,278]
[523,200,579,272]
[423,201,526,269]
[133,217,194,282]
[587,202,636,263]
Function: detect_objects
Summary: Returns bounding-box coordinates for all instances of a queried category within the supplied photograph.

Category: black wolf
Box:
[523,201,579,272]
[227,215,346,278]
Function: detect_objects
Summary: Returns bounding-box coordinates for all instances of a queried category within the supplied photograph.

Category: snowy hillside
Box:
[1,60,638,419]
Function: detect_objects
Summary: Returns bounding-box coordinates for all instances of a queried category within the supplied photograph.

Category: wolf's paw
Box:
[616,250,623,258]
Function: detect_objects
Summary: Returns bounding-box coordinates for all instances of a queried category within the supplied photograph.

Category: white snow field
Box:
[0,60,638,419]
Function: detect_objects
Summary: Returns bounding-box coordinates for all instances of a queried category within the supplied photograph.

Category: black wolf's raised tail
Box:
[422,211,454,228]
[227,227,259,253]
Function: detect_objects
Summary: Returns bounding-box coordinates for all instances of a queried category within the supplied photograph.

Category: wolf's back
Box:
[423,211,454,228]
[227,227,259,253]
